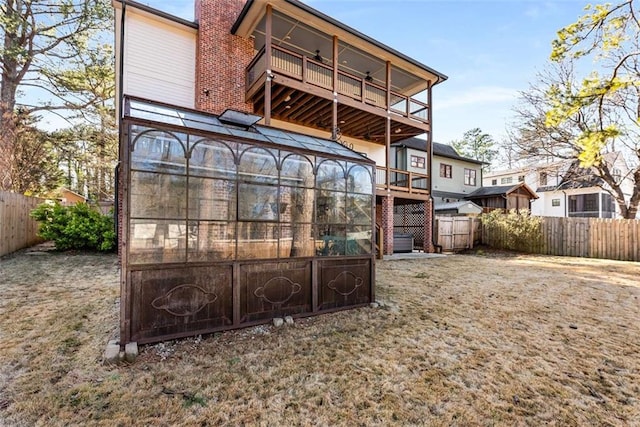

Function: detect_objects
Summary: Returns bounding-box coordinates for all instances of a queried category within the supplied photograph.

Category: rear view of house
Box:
[113,0,447,344]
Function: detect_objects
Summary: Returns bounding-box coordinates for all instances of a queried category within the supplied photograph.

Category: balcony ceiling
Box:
[250,83,427,144]
[233,1,447,95]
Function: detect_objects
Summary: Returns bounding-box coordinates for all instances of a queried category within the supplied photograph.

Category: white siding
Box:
[119,9,196,109]
[532,192,564,217]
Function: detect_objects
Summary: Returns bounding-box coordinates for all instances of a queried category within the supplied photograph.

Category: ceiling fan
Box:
[352,129,421,141]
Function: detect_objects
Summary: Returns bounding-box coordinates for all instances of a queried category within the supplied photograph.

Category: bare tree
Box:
[0,0,112,191]
[511,60,640,218]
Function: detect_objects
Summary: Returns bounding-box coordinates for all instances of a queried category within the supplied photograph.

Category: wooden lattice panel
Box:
[393,202,425,248]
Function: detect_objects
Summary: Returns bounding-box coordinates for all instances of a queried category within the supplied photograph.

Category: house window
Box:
[491,179,497,186]
[464,168,477,186]
[552,198,560,207]
[500,177,513,185]
[612,168,621,181]
[440,163,452,179]
[584,195,597,211]
[410,155,425,169]
[602,193,614,218]
[568,193,599,217]
[518,175,525,182]
[539,172,548,186]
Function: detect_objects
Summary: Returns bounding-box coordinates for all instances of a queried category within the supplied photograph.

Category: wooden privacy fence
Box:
[0,191,44,256]
[482,216,640,262]
[435,216,481,252]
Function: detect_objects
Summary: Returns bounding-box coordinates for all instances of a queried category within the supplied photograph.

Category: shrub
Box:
[480,209,542,251]
[31,201,116,252]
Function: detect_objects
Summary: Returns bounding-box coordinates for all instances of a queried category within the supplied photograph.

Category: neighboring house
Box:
[58,188,87,206]
[432,142,484,206]
[465,183,538,212]
[113,0,448,344]
[390,138,484,206]
[389,139,482,246]
[484,154,631,218]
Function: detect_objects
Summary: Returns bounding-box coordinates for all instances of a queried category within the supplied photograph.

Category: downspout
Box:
[427,81,442,253]
[117,0,127,347]
[119,0,126,128]
[562,190,567,217]
[116,0,126,237]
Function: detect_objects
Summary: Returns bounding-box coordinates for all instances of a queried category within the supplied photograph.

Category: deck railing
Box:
[375,166,429,194]
[246,45,429,124]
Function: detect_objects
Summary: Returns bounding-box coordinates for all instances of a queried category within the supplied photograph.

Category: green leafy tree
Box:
[0,0,113,192]
[516,0,640,218]
[451,128,497,171]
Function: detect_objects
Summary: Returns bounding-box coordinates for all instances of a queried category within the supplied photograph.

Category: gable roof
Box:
[536,159,611,193]
[465,182,538,200]
[391,138,484,165]
[433,142,484,164]
[556,160,604,190]
[392,137,426,151]
[232,0,448,86]
[114,0,199,29]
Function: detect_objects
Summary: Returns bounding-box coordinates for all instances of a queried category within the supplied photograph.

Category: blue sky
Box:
[132,1,589,144]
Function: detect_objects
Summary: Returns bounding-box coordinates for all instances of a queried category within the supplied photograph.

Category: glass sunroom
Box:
[119,97,376,344]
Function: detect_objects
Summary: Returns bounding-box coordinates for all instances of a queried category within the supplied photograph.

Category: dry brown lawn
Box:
[0,247,638,426]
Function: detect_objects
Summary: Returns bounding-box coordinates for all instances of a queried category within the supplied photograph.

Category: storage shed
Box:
[465,183,538,212]
[119,97,376,344]
[434,200,482,216]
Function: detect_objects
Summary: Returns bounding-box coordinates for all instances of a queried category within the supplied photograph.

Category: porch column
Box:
[264,4,273,125]
[382,195,394,255]
[331,35,338,140]
[423,198,435,253]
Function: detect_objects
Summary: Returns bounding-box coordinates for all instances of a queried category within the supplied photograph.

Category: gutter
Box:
[427,97,442,253]
[115,0,126,245]
[115,0,198,29]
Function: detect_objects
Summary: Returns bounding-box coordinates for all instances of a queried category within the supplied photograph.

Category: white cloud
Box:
[437,86,518,110]
[525,2,561,20]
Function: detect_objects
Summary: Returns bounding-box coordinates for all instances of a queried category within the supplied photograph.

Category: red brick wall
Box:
[381,195,394,255]
[195,0,254,114]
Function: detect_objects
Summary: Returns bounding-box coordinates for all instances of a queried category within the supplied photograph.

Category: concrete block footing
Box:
[104,340,139,364]
[104,340,122,365]
[125,342,138,363]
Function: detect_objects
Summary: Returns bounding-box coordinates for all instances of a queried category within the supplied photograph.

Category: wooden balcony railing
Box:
[246,45,429,124]
[375,166,429,194]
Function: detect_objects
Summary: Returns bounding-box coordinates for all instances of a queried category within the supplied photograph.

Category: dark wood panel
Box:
[130,265,233,342]
[239,260,312,323]
[318,258,371,310]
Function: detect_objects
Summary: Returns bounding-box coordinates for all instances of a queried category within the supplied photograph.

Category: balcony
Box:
[246,45,430,144]
[375,166,429,196]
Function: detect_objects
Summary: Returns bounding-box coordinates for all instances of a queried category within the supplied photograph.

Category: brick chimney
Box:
[195,0,254,114]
